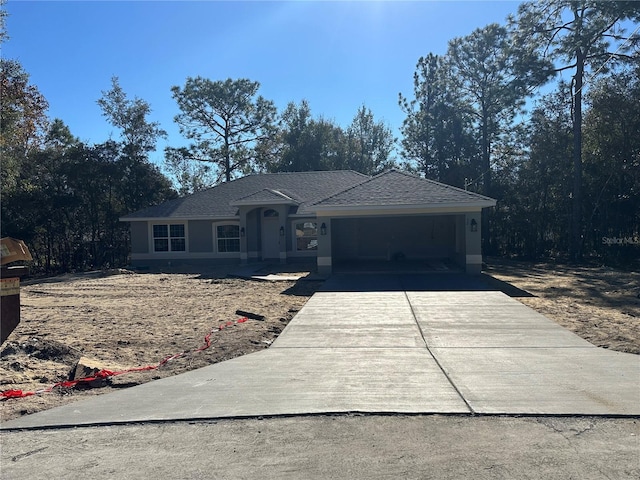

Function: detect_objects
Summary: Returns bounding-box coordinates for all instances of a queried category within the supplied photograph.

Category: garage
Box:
[331,214,463,270]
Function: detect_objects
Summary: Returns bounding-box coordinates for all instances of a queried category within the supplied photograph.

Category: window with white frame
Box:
[153,224,186,252]
[216,224,240,253]
[295,221,318,251]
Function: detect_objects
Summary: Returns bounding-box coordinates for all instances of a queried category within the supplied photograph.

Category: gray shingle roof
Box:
[120,170,368,220]
[312,170,496,209]
[121,170,496,221]
[231,189,299,205]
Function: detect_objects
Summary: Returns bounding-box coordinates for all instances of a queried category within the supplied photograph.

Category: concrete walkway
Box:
[2,274,639,430]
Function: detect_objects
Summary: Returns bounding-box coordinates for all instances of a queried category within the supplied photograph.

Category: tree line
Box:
[1,66,176,272]
[164,78,396,192]
[1,0,638,274]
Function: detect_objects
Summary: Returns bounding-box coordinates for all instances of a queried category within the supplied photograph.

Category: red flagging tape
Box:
[1,317,249,400]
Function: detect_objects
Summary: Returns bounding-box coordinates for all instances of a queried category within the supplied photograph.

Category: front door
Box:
[261,209,280,259]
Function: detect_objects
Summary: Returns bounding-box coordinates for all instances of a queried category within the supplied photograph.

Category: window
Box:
[264,209,279,217]
[153,224,185,252]
[295,222,318,251]
[217,224,240,253]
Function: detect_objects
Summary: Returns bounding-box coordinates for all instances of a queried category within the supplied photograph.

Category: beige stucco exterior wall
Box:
[316,216,332,276]
[464,211,483,274]
[130,221,149,254]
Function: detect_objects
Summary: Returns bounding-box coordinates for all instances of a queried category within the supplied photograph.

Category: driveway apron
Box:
[2,274,638,430]
[407,290,639,415]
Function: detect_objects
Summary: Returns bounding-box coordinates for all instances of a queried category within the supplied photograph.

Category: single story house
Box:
[120,169,496,275]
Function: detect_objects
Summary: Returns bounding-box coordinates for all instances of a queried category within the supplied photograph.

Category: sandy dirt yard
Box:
[1,260,638,422]
[1,265,322,421]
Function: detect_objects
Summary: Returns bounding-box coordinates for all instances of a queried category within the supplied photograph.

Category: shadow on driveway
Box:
[321,273,535,297]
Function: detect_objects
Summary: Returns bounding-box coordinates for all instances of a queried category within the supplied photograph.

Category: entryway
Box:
[261,209,280,259]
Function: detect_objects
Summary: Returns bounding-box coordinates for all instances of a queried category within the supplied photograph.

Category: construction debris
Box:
[235,310,265,321]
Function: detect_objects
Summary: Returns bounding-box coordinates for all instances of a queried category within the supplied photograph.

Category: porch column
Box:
[465,212,482,274]
[239,206,249,265]
[277,205,288,264]
[317,216,332,276]
[454,214,465,268]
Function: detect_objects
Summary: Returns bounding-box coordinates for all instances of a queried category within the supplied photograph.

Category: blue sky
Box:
[4,0,521,165]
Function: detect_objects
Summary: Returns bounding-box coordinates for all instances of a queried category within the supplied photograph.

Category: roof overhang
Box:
[312,200,496,217]
[119,215,240,222]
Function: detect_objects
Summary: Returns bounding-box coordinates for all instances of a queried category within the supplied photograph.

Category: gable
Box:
[312,170,496,211]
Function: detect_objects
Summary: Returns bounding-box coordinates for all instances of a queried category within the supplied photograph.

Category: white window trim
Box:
[213,222,241,256]
[149,222,188,254]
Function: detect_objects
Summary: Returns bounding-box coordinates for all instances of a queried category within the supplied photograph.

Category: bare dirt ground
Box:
[1,264,322,422]
[1,259,638,422]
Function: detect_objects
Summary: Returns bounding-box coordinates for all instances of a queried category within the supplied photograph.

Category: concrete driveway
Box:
[2,274,639,430]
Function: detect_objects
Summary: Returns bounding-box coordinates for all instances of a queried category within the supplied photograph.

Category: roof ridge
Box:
[309,169,419,206]
[172,170,369,199]
[231,188,266,203]
[309,173,377,206]
[310,168,497,208]
[246,169,369,178]
[230,188,301,207]
[378,168,496,202]
[267,189,295,201]
[415,174,496,201]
